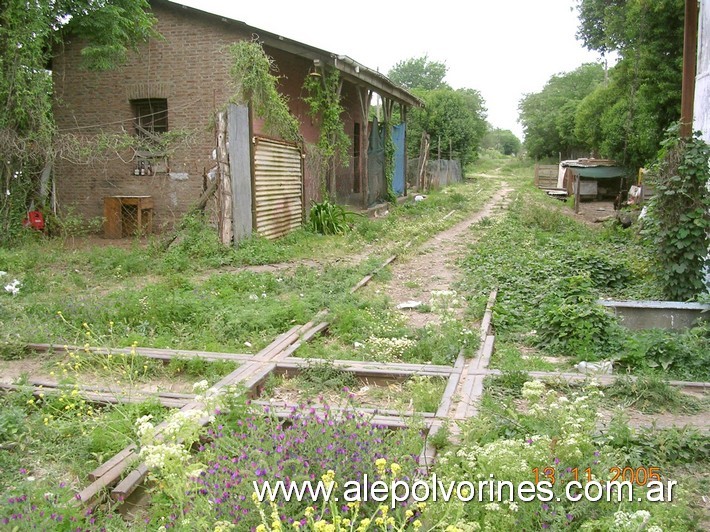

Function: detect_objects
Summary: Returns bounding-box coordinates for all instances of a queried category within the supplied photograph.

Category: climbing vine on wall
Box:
[644,125,710,300]
[383,125,396,202]
[229,40,300,143]
[302,67,350,197]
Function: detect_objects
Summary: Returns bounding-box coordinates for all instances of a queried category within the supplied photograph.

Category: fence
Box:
[407,157,462,190]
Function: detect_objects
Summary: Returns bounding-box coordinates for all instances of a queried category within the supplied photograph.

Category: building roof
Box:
[154,0,423,108]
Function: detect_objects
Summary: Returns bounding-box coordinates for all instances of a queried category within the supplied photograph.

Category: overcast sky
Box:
[174,0,605,140]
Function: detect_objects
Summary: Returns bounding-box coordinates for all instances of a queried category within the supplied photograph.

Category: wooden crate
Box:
[104,196,153,238]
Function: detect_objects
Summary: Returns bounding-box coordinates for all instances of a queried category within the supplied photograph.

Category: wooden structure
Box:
[534,164,558,189]
[18,282,710,506]
[103,196,153,238]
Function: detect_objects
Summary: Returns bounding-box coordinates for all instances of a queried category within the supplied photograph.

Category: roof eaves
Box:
[156,0,422,107]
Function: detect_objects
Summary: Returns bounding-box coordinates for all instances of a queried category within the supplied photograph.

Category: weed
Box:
[484,370,530,399]
[605,410,710,466]
[603,375,706,414]
[427,423,451,451]
[617,324,710,381]
[0,405,29,447]
[44,206,103,241]
[489,343,561,372]
[532,275,623,360]
[308,200,359,235]
[298,361,358,392]
[0,339,31,361]
[166,357,237,382]
[403,375,446,413]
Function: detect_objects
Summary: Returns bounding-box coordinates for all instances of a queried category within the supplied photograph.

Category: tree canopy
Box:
[575,0,684,169]
[518,0,684,169]
[388,56,487,168]
[518,63,606,160]
[482,128,522,156]
[387,55,449,91]
[407,88,487,168]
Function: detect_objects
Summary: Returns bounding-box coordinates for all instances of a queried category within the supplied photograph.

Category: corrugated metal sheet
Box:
[253,137,304,240]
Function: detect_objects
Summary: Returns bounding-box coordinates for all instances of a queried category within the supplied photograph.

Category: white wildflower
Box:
[192,380,209,393]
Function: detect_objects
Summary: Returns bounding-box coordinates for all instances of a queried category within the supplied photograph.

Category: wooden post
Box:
[402,105,408,197]
[574,173,581,214]
[216,111,233,245]
[680,0,699,138]
[534,162,540,187]
[358,88,372,208]
[436,136,441,190]
[417,132,429,191]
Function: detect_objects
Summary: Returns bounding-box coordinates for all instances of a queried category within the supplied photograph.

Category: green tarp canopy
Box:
[572,166,627,179]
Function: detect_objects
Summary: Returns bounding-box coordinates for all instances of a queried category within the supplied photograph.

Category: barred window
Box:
[131,98,168,136]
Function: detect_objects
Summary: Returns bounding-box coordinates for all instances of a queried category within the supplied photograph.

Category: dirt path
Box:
[384,183,512,328]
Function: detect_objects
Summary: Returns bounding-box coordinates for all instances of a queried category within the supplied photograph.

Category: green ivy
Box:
[302,68,350,197]
[383,125,396,202]
[229,40,300,142]
[644,125,710,300]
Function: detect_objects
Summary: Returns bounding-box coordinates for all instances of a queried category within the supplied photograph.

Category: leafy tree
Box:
[575,0,684,168]
[482,128,522,155]
[0,0,156,242]
[408,88,487,168]
[518,63,605,160]
[387,55,449,91]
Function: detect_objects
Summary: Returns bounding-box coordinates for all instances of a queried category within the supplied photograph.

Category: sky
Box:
[174,0,605,140]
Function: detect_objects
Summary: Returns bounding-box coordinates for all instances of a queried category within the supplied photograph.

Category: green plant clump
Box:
[644,126,710,300]
[308,199,356,235]
[533,275,622,360]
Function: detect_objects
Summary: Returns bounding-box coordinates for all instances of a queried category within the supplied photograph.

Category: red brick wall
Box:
[52,2,364,230]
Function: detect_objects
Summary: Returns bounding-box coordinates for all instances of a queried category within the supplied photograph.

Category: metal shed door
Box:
[253,136,304,239]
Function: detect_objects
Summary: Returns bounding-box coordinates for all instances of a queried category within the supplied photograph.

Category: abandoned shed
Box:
[556,159,629,200]
[51,0,422,241]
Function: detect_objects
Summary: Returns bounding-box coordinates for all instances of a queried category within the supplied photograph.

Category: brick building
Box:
[52,0,421,238]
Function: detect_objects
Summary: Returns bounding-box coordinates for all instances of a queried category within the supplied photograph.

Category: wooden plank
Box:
[217,110,233,245]
[76,456,134,504]
[477,335,495,371]
[103,197,122,239]
[418,421,442,474]
[435,370,463,418]
[27,343,252,363]
[0,383,188,409]
[228,103,253,243]
[350,255,397,293]
[275,358,456,376]
[111,464,149,501]
[89,446,136,481]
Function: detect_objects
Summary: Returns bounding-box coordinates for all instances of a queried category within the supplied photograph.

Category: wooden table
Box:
[104,196,154,238]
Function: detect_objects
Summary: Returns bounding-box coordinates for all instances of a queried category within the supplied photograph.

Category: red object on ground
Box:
[23,211,45,231]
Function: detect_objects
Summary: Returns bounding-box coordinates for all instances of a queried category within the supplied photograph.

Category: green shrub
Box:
[533,275,622,359]
[644,127,710,300]
[617,324,710,380]
[308,200,357,235]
